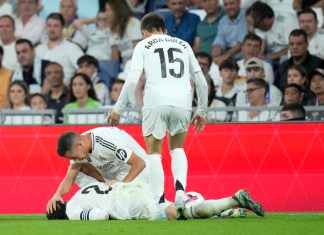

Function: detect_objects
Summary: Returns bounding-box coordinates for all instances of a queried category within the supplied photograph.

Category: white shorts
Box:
[142,106,191,139]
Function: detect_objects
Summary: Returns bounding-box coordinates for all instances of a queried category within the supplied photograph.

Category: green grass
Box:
[0,213,324,235]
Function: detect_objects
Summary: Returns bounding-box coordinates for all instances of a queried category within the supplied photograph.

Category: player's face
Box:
[71,76,90,100]
[284,87,303,104]
[65,144,88,162]
[287,69,305,86]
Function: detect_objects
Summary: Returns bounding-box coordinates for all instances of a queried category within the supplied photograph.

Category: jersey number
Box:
[81,185,112,194]
[154,48,184,78]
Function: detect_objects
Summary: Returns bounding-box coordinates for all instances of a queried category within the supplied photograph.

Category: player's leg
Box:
[168,107,192,220]
[232,189,265,217]
[143,107,168,219]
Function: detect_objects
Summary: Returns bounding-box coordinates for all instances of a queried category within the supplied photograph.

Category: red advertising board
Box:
[0,123,323,213]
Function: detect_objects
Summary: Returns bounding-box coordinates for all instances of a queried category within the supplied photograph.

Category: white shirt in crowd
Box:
[15,14,46,45]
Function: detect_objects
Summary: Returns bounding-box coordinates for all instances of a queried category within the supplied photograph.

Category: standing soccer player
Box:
[108,12,208,220]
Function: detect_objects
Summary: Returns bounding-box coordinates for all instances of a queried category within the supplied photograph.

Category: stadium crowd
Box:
[1,0,324,124]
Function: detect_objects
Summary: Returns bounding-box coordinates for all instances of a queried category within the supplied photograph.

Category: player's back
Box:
[131,34,201,110]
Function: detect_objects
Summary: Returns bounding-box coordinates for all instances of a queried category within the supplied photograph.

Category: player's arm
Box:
[46,163,82,213]
[67,208,110,220]
[122,152,146,183]
[80,163,105,182]
[108,69,142,126]
[191,70,208,132]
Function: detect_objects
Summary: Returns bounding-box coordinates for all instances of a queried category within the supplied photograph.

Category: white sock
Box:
[146,154,165,207]
[170,148,187,201]
[187,197,237,219]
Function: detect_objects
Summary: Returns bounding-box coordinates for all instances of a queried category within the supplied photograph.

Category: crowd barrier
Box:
[0,123,323,214]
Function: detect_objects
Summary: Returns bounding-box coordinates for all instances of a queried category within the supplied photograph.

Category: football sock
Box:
[187,198,236,219]
[147,154,165,206]
[170,148,187,201]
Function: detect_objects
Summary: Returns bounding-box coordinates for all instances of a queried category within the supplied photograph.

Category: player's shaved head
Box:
[57,131,80,156]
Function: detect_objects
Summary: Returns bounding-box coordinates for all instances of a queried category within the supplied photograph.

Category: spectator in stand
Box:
[246,1,299,65]
[236,57,282,107]
[0,0,14,17]
[7,80,29,110]
[237,33,274,85]
[64,73,102,110]
[12,38,50,93]
[43,62,68,124]
[35,13,84,86]
[233,78,278,122]
[279,103,306,121]
[307,68,324,120]
[15,0,45,45]
[211,0,247,65]
[294,0,324,14]
[105,0,142,67]
[77,54,110,105]
[73,10,117,61]
[297,7,324,60]
[29,92,53,124]
[277,29,324,93]
[163,0,200,47]
[126,0,148,19]
[0,45,12,109]
[110,78,125,105]
[193,0,225,55]
[282,83,304,105]
[195,51,215,87]
[60,0,87,50]
[0,15,18,69]
[286,64,314,104]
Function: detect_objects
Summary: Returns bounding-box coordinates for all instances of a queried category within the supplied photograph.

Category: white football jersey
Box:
[130,34,201,110]
[70,127,149,183]
[66,181,156,220]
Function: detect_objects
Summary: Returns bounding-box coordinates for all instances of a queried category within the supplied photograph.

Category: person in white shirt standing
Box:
[108,12,208,220]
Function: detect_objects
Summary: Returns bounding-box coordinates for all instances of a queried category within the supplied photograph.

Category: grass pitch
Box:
[0,213,323,235]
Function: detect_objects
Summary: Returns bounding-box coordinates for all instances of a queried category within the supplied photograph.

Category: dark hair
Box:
[47,12,65,26]
[77,55,99,68]
[298,7,318,21]
[57,131,79,156]
[195,52,212,68]
[105,0,133,38]
[281,103,306,121]
[16,38,34,49]
[141,12,166,33]
[29,93,47,106]
[219,58,239,71]
[246,2,274,24]
[243,32,262,45]
[9,80,29,108]
[284,83,304,93]
[67,73,99,103]
[193,75,215,107]
[46,201,67,220]
[289,29,308,43]
[247,78,267,89]
[0,45,3,55]
[0,14,15,28]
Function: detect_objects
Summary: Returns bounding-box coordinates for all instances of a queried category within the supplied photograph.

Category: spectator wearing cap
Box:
[279,103,306,121]
[308,68,324,120]
[235,57,282,107]
[277,29,324,93]
[77,54,110,105]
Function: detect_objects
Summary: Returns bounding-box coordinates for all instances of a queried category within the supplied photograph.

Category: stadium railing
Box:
[0,109,56,125]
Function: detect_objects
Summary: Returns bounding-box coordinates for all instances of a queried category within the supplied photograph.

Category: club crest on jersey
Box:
[99,154,106,161]
[116,149,127,161]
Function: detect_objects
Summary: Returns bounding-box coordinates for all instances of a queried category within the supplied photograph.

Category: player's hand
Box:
[191,113,207,133]
[105,179,120,185]
[107,110,120,126]
[46,196,65,214]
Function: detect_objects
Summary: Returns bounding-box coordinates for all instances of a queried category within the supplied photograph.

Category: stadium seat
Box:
[98,60,120,90]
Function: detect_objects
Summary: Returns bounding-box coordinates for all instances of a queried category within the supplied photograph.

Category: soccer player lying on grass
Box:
[46,181,265,220]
